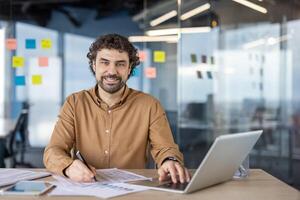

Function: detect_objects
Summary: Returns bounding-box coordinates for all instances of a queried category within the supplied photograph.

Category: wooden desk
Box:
[0,169,299,200]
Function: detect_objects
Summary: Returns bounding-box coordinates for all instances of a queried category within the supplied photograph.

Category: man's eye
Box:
[117,63,125,67]
[101,61,109,65]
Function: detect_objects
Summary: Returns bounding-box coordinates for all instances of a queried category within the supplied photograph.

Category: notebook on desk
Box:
[130,130,262,194]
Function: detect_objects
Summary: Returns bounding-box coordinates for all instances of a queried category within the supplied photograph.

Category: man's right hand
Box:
[65,160,96,182]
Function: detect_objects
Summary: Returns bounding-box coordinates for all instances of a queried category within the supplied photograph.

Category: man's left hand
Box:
[158,160,191,183]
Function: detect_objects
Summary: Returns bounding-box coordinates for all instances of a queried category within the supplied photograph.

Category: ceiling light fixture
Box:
[232,0,267,14]
[180,3,211,21]
[150,10,178,27]
[128,35,178,43]
[146,27,211,36]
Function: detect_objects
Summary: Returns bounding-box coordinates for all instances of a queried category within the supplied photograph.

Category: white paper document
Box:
[49,168,150,198]
[0,169,51,187]
[50,182,148,199]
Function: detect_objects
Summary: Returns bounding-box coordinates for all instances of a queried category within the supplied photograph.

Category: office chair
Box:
[6,102,34,168]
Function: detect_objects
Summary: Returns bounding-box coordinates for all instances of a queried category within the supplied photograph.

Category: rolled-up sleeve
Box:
[43,95,76,176]
[148,99,184,167]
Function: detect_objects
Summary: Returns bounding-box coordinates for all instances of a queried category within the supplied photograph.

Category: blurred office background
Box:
[0,0,300,190]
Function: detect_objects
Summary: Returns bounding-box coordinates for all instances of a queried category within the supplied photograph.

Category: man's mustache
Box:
[101,74,121,80]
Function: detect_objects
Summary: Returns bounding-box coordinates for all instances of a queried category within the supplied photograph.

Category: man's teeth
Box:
[105,77,118,81]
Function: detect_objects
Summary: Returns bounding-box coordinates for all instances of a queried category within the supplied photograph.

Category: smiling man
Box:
[43,34,190,184]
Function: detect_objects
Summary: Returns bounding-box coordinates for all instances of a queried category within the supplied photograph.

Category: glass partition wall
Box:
[141,0,300,188]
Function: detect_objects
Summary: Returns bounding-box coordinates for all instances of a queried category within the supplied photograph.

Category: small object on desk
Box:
[75,150,97,181]
[0,181,55,196]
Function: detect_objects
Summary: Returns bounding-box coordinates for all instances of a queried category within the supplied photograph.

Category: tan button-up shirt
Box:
[43,85,183,176]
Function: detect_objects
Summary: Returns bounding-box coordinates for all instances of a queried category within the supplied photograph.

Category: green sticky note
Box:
[191,54,197,63]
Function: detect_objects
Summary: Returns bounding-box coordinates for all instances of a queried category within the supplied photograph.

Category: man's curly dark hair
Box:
[87,33,140,78]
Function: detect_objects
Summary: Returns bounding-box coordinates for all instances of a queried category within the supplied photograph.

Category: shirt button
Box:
[108,110,111,114]
[104,150,109,155]
[105,129,109,133]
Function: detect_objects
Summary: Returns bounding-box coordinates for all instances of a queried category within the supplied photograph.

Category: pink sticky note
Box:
[138,50,147,62]
[38,57,48,67]
[6,38,17,50]
[145,67,156,79]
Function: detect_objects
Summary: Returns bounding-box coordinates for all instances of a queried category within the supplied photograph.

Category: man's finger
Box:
[184,168,191,182]
[174,163,185,183]
[89,165,97,175]
[158,168,168,182]
[168,164,178,183]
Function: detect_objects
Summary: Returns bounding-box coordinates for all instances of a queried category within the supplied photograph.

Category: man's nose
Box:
[106,63,117,74]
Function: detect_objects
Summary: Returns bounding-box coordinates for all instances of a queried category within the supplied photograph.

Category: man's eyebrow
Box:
[115,60,127,63]
[99,57,109,61]
[98,58,126,63]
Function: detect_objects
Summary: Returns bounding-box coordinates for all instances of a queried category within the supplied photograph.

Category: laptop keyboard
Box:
[157,182,189,191]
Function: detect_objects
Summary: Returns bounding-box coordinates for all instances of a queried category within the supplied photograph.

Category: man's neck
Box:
[97,85,125,107]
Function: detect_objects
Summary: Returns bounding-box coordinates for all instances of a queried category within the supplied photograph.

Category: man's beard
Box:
[97,74,126,94]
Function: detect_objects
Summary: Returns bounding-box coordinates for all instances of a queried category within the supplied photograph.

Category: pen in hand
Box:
[75,150,97,182]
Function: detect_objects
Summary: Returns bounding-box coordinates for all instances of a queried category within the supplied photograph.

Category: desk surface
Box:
[0,169,299,200]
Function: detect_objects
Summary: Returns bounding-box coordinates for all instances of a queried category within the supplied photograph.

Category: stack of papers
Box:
[49,168,150,198]
[0,169,51,187]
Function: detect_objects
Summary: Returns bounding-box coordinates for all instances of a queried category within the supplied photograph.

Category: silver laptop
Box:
[132,130,262,193]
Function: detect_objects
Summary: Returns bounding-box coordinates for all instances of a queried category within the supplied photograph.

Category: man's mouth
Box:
[103,76,120,84]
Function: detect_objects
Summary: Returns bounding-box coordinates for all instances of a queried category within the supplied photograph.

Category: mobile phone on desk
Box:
[0,181,55,196]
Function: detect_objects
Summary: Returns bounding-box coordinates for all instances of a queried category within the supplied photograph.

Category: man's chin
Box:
[99,83,124,94]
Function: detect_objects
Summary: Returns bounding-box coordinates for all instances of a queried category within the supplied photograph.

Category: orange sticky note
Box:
[41,39,52,49]
[145,67,156,79]
[138,50,147,62]
[153,51,166,63]
[6,38,17,50]
[38,57,48,67]
[32,75,42,85]
[12,56,24,68]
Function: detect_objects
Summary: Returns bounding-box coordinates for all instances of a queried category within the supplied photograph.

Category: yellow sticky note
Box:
[41,39,52,49]
[153,51,166,63]
[12,56,24,68]
[32,75,42,85]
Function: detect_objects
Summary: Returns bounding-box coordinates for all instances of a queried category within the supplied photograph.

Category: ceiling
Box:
[1,0,300,28]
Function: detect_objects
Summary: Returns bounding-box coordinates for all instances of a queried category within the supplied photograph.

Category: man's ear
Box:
[92,61,96,73]
[128,64,133,75]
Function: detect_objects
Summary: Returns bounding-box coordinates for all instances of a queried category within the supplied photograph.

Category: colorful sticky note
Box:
[12,56,24,68]
[196,71,202,79]
[201,55,207,63]
[25,39,36,49]
[32,75,42,85]
[191,54,197,63]
[145,67,156,79]
[210,56,214,65]
[38,57,49,67]
[138,50,147,62]
[153,51,166,63]
[6,38,17,50]
[15,76,26,86]
[132,67,141,77]
[41,39,52,49]
[207,71,213,79]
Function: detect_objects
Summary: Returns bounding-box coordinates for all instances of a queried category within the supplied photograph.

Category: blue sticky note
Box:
[25,39,36,49]
[15,76,26,86]
[132,67,141,77]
